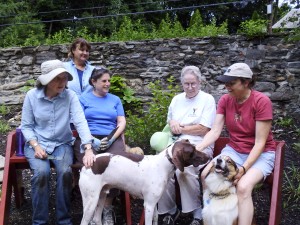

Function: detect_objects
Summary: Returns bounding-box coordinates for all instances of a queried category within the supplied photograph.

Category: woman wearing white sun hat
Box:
[197,62,276,225]
[21,59,95,225]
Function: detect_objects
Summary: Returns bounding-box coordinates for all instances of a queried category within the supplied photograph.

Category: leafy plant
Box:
[238,19,267,38]
[275,117,294,127]
[109,75,141,113]
[292,143,300,154]
[125,76,180,153]
[0,120,11,134]
[0,105,10,116]
[20,79,35,93]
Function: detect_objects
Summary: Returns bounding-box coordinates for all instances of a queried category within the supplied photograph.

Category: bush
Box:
[238,19,267,38]
[109,75,141,113]
[125,76,180,153]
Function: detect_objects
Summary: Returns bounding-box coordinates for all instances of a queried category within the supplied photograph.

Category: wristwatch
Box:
[32,142,39,148]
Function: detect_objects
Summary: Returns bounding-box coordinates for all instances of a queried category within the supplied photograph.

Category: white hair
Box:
[180,65,203,83]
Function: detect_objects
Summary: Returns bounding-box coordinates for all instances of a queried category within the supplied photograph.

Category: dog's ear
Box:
[172,140,187,172]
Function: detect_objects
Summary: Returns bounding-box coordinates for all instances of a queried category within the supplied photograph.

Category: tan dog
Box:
[202,155,239,225]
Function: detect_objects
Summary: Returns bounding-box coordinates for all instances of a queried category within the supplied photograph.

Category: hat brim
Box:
[38,68,73,85]
[215,75,238,83]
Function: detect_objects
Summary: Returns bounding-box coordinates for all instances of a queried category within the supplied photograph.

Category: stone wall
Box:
[0,35,299,120]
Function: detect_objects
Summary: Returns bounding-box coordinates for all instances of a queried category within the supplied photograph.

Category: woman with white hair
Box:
[21,59,95,225]
[157,65,216,225]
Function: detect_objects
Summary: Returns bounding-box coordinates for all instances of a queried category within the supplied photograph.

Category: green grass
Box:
[283,165,300,207]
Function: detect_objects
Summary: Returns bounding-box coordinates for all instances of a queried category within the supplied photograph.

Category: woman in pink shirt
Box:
[196,63,276,225]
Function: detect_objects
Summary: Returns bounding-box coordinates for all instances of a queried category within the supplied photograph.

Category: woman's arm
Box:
[115,116,126,140]
[243,120,272,171]
[196,114,225,152]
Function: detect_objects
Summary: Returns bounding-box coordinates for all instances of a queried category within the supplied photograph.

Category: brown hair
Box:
[240,75,256,89]
[89,68,111,86]
[68,38,91,58]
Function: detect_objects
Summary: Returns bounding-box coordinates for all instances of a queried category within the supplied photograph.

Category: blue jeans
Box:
[24,143,74,225]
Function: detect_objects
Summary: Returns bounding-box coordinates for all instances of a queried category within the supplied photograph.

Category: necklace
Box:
[234,90,251,122]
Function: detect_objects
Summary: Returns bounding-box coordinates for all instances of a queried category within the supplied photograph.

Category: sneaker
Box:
[190,218,202,225]
[102,207,116,225]
[162,209,180,225]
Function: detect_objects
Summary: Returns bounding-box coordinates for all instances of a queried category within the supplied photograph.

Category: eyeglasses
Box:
[183,82,198,88]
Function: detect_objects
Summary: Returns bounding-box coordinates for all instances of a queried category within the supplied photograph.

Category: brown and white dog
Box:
[202,155,239,225]
[79,139,209,225]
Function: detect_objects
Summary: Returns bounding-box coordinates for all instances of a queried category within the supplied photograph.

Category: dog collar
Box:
[166,147,174,165]
[209,192,230,199]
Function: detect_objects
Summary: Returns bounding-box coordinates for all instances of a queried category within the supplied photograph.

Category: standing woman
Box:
[78,67,126,225]
[196,63,276,225]
[21,60,95,225]
[64,38,95,96]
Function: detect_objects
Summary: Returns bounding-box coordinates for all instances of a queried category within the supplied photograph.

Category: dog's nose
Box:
[217,158,222,164]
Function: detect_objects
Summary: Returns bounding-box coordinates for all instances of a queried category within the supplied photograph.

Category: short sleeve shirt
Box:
[217,90,276,153]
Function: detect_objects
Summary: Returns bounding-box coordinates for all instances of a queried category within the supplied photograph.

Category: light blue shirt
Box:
[80,92,125,135]
[21,87,92,154]
[64,60,95,96]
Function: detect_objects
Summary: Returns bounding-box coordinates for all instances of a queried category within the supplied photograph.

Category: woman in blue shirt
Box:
[64,38,95,97]
[21,59,95,225]
[77,67,126,225]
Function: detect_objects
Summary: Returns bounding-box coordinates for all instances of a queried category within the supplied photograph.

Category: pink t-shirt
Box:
[217,90,276,154]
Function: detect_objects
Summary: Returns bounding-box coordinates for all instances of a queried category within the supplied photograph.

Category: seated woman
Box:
[75,67,126,225]
[196,63,276,225]
[157,65,216,225]
[21,59,94,225]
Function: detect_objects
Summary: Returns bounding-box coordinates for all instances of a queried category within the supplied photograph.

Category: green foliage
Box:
[283,165,300,206]
[292,143,300,154]
[238,19,267,38]
[0,105,10,116]
[109,75,141,113]
[275,117,294,127]
[45,28,74,45]
[110,16,152,41]
[20,79,35,93]
[286,28,300,42]
[125,76,180,153]
[0,120,10,134]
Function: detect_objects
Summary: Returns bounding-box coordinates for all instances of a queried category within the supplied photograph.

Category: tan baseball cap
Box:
[216,63,253,83]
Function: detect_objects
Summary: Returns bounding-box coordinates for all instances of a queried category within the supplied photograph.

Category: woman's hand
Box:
[233,166,246,185]
[92,137,102,152]
[34,145,48,159]
[83,149,96,168]
[169,120,183,135]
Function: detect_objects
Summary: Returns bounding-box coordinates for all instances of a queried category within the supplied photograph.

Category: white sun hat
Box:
[38,59,73,85]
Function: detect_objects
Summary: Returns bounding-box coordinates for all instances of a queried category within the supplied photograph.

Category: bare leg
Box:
[236,168,263,225]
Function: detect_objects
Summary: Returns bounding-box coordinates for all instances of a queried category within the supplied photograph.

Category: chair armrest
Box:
[268,140,285,225]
